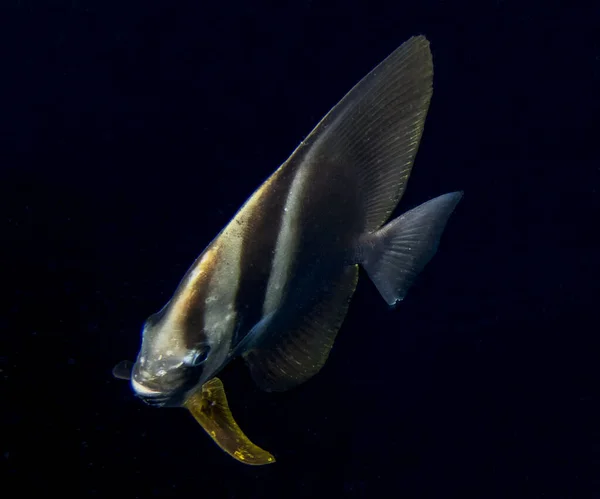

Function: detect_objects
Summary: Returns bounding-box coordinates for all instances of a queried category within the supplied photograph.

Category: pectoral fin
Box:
[112,360,133,380]
[183,377,276,466]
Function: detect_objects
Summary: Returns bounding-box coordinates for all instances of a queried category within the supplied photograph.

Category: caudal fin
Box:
[358,191,463,306]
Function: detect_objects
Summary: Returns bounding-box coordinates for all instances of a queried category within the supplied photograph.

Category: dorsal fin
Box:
[291,35,434,232]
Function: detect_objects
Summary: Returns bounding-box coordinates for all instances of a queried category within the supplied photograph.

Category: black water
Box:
[3,1,599,497]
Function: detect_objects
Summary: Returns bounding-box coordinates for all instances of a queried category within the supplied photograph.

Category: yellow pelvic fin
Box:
[183,377,275,466]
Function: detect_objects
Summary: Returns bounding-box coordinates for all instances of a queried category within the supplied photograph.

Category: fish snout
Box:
[131,375,171,407]
[130,363,195,407]
[131,367,169,399]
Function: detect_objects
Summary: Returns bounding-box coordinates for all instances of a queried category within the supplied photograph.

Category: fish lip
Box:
[130,366,201,408]
[136,391,185,408]
[131,377,193,408]
[136,394,170,407]
[131,376,173,406]
[131,377,163,396]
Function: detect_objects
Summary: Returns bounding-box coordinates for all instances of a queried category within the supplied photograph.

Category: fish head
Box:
[129,310,213,408]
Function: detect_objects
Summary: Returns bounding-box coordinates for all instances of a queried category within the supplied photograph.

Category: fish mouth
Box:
[131,376,192,408]
[131,376,162,396]
[131,377,172,407]
[137,394,170,407]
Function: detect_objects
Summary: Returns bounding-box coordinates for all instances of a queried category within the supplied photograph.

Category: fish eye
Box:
[186,346,210,367]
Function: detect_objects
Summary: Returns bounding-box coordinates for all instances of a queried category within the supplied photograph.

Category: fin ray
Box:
[243,265,359,392]
[359,192,463,306]
[292,35,434,232]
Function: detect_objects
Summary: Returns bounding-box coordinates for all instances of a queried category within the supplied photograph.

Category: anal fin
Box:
[243,265,359,392]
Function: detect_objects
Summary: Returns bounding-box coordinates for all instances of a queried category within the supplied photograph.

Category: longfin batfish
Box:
[114,35,463,465]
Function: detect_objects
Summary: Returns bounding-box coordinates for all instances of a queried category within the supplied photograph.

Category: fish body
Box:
[115,35,463,463]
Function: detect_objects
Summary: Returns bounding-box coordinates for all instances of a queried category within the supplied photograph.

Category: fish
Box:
[113,34,463,465]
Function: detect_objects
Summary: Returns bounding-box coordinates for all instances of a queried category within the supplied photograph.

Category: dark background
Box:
[2,0,599,497]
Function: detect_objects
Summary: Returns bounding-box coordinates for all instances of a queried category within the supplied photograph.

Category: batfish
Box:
[113,35,463,465]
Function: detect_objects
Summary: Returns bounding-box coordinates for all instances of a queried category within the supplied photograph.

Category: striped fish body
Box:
[129,35,463,407]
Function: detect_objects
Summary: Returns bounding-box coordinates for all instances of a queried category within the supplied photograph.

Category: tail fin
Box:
[358,191,463,306]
